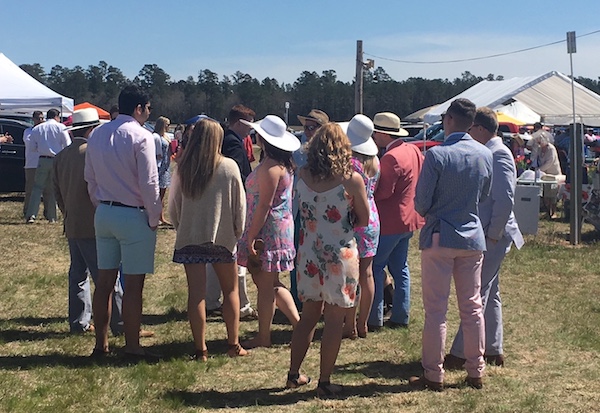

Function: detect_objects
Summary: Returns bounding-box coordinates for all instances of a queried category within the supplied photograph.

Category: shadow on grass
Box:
[164,381,413,408]
[0,338,238,370]
[162,359,423,408]
[142,308,188,325]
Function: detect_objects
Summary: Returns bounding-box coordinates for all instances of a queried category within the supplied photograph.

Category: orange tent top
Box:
[73,102,110,120]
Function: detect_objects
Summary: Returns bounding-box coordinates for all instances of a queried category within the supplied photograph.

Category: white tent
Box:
[0,53,74,115]
[423,71,600,126]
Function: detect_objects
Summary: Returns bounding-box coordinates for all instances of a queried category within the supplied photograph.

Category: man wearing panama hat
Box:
[54,108,124,335]
[368,111,424,332]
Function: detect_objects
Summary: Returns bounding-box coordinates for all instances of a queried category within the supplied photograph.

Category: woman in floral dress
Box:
[286,123,370,397]
[237,115,301,349]
[339,114,381,340]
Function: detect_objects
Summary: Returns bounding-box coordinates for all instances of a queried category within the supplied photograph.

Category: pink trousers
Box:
[420,233,485,382]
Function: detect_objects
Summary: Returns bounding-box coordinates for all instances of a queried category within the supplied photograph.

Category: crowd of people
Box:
[23,85,527,395]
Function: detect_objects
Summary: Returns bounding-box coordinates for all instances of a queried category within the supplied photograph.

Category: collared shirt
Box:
[84,114,161,227]
[28,119,71,159]
[23,126,39,169]
[292,133,309,169]
[415,132,493,251]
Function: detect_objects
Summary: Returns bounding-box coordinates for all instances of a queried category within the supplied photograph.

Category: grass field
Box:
[1,192,599,412]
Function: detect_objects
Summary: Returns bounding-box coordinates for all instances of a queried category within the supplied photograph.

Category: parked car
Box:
[404,122,444,152]
[0,118,30,192]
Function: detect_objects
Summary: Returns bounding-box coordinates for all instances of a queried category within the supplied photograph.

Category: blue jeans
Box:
[68,238,123,334]
[368,232,413,326]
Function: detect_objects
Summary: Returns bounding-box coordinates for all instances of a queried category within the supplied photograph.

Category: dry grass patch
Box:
[1,192,600,412]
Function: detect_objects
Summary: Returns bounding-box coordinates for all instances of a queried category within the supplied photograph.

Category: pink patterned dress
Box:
[237,166,295,272]
[295,178,360,308]
[352,157,380,258]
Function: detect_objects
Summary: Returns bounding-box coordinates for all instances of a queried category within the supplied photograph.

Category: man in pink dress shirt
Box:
[85,85,161,362]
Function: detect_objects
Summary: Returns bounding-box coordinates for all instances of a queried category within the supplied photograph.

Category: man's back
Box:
[85,114,160,227]
[415,132,493,251]
[222,129,251,182]
[30,119,71,156]
[54,137,95,239]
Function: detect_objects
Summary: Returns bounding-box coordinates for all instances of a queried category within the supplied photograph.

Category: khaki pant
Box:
[23,168,52,218]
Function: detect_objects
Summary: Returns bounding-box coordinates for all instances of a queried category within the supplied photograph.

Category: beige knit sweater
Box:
[169,157,246,252]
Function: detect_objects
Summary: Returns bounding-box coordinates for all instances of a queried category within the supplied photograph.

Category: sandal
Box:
[316,381,343,398]
[227,343,249,358]
[285,372,311,389]
[191,349,208,362]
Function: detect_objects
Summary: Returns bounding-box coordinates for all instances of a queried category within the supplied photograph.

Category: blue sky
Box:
[2,0,599,84]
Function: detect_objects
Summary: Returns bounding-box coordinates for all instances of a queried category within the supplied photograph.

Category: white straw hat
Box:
[373,112,409,137]
[241,115,300,152]
[339,114,378,156]
[67,108,101,131]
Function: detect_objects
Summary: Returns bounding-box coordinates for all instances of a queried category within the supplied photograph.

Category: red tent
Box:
[73,102,110,120]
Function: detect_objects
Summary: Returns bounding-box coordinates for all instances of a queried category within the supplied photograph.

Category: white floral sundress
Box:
[295,178,360,308]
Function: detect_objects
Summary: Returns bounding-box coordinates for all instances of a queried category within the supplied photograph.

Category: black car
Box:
[0,118,31,192]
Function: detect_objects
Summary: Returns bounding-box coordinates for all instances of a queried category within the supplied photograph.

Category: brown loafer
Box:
[443,353,466,370]
[484,354,504,366]
[409,375,443,391]
[465,376,483,389]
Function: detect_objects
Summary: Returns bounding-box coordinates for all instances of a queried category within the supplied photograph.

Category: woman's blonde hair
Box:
[177,119,223,198]
[352,151,377,177]
[154,116,170,139]
[306,123,352,181]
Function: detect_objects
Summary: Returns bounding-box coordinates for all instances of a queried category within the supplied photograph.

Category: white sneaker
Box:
[26,216,35,224]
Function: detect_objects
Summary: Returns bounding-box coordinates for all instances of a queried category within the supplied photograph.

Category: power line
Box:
[364,29,600,65]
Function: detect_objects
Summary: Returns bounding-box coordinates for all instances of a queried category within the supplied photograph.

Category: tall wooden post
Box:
[355,40,363,114]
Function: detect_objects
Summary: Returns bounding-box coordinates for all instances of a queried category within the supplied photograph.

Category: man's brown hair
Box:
[228,104,255,125]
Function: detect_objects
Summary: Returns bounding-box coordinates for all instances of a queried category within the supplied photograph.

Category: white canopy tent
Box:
[423,71,600,127]
[0,53,74,116]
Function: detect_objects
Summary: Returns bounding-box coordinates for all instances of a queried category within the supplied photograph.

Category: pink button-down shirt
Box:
[84,115,161,227]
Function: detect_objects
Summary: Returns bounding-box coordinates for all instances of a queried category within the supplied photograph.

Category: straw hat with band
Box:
[241,115,300,152]
[297,109,329,126]
[338,114,378,156]
[373,112,409,137]
[67,108,101,131]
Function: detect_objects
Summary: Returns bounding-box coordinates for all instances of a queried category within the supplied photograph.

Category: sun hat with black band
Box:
[67,108,101,131]
[373,112,409,137]
[297,109,329,126]
[240,115,300,152]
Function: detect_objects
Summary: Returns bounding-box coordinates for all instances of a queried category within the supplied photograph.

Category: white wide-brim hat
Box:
[241,115,300,152]
[338,114,378,156]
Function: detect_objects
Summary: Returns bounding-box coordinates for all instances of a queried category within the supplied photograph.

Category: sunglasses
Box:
[304,124,319,132]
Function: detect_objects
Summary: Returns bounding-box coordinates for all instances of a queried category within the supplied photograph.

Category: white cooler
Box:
[514,184,542,235]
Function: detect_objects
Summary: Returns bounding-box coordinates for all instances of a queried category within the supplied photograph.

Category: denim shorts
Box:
[94,203,157,274]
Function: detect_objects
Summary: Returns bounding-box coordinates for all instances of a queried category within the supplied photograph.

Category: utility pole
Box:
[354,40,375,115]
[567,30,581,245]
[355,40,364,114]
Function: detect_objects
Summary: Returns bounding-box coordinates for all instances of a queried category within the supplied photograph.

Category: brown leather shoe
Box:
[465,376,483,389]
[139,329,155,338]
[409,375,443,391]
[484,354,504,366]
[443,353,466,370]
